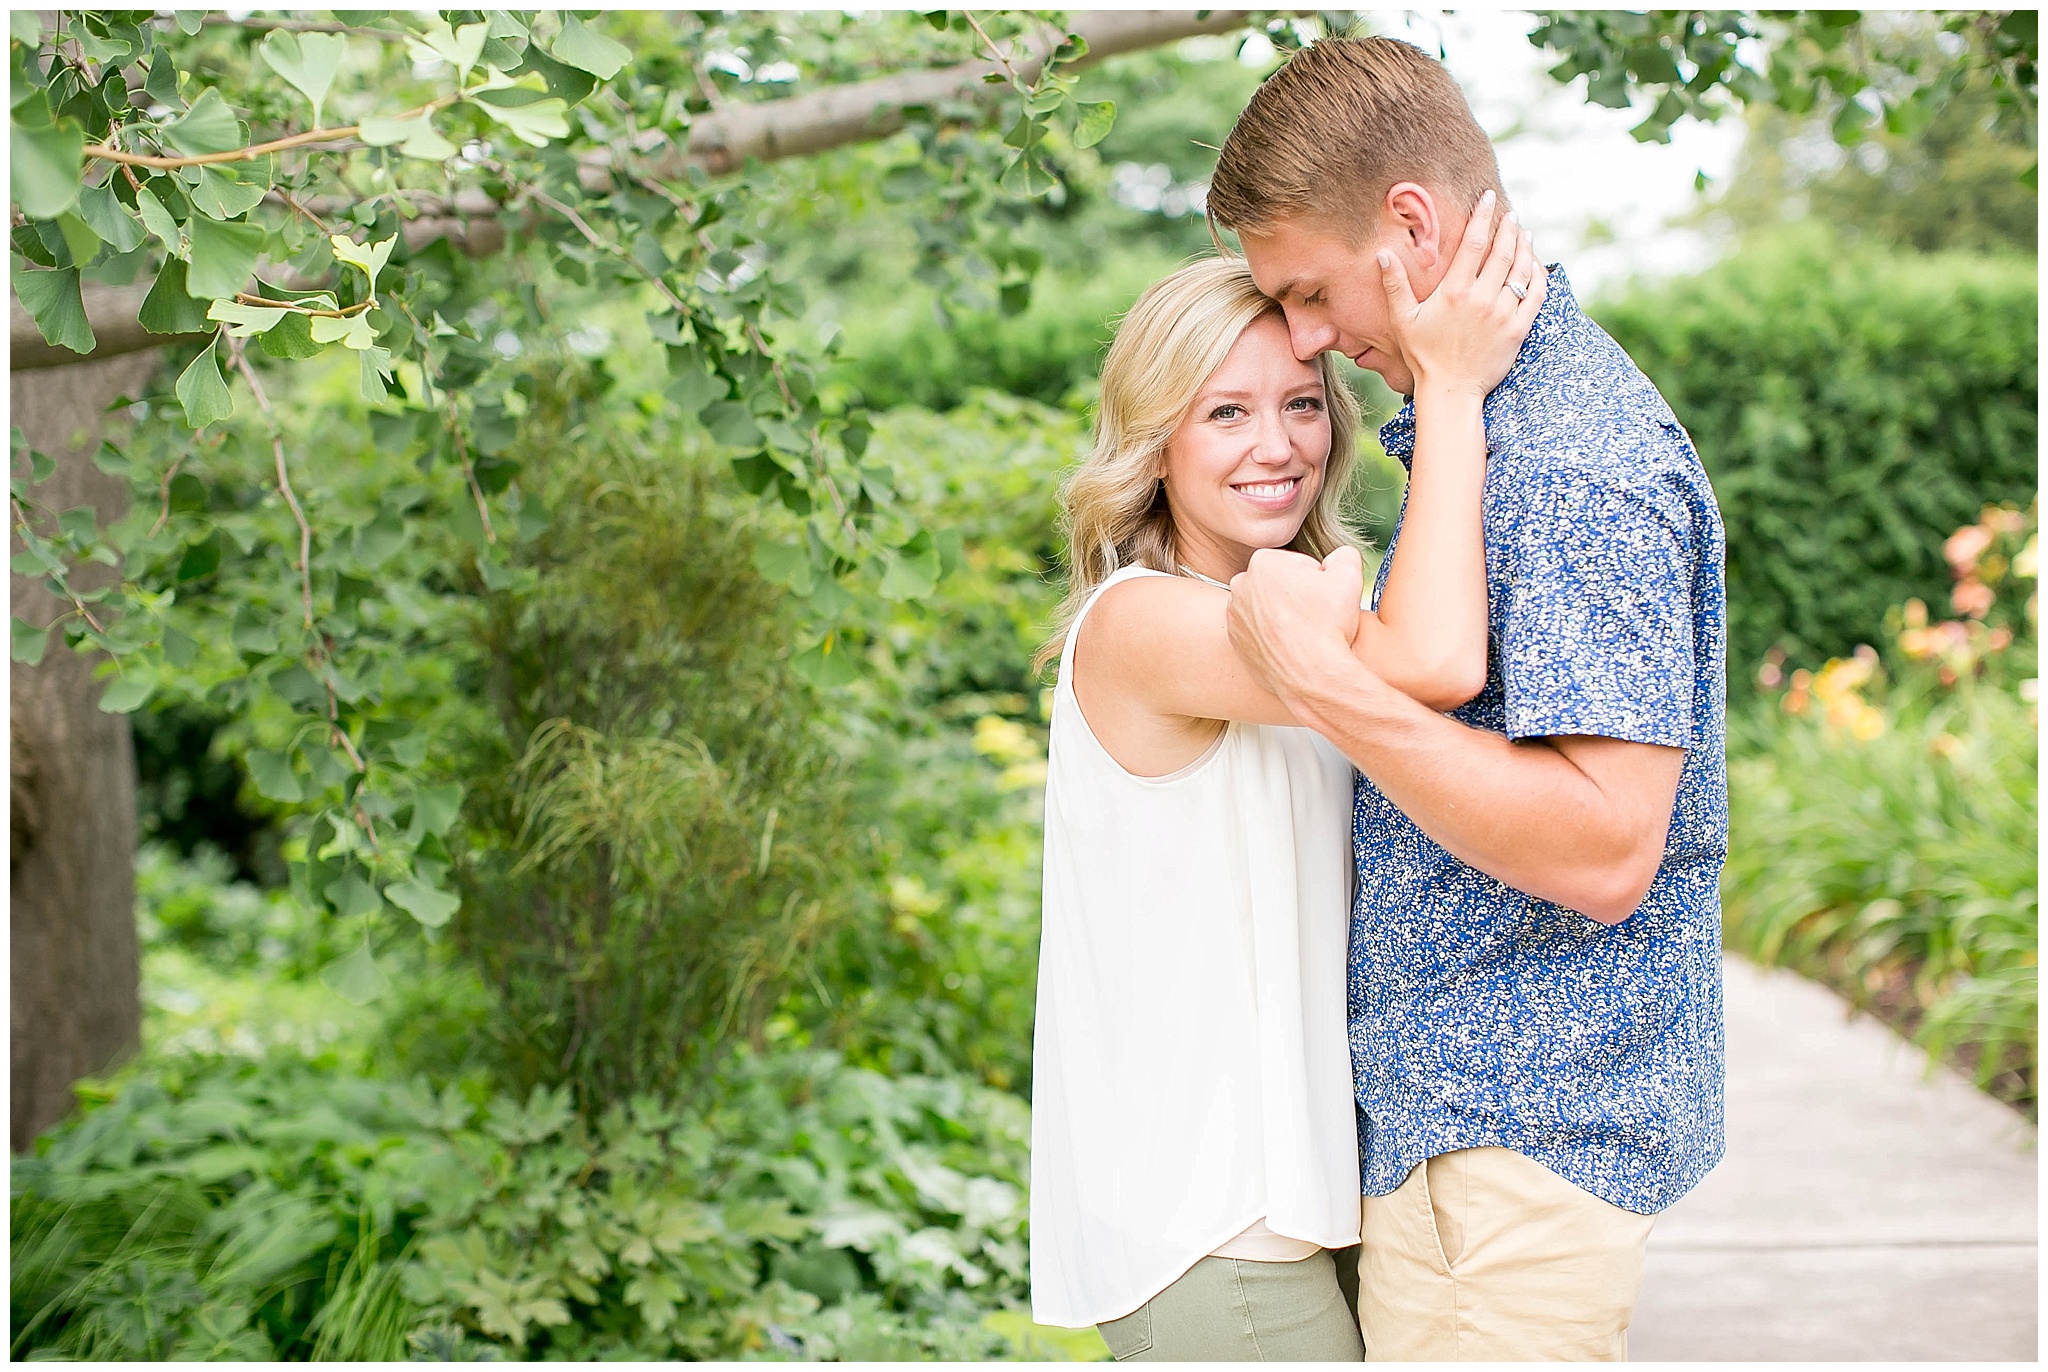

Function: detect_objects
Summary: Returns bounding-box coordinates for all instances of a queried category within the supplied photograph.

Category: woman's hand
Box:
[1378,189,1545,402]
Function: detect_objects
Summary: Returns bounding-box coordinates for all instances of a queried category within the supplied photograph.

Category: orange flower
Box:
[1982,504,2027,536]
[1945,523,1995,577]
[1952,579,1995,620]
[1782,668,1813,716]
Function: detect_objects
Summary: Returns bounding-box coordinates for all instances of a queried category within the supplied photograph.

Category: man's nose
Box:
[1285,307,1336,361]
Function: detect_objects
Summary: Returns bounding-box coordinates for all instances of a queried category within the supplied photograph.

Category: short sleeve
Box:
[1500,436,1697,747]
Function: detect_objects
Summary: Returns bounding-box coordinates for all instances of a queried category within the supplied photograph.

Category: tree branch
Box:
[12,11,1253,371]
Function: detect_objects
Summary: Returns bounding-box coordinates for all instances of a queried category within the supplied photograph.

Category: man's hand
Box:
[1227,544,1368,702]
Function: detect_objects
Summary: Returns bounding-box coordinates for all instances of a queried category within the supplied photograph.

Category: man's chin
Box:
[1350,350,1412,395]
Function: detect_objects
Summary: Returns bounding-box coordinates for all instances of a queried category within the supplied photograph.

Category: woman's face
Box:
[1160,312,1332,580]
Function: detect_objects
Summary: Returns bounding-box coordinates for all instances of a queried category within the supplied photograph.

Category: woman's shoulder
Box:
[1076,567,1215,656]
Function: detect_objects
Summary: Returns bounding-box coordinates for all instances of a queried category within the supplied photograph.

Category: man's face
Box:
[1240,214,1418,396]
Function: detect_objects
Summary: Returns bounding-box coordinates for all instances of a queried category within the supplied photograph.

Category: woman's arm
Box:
[1351,387,1491,709]
[1352,192,1545,709]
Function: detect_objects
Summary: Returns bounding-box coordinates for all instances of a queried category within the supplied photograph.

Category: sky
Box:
[1371,11,1750,298]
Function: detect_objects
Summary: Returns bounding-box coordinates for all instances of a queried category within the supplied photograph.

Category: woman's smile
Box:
[1232,475,1307,510]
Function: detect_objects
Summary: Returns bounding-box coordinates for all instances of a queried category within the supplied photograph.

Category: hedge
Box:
[1595,228,2037,686]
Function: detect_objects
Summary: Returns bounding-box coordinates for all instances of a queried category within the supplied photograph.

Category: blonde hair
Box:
[1206,37,1506,240]
[1035,257,1362,674]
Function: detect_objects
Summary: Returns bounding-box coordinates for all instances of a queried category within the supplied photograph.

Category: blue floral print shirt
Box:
[1355,266,1728,1215]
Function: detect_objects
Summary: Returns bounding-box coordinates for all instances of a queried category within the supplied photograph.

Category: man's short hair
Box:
[1207,36,1507,240]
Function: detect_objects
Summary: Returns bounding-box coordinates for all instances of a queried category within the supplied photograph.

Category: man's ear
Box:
[1382,182,1443,270]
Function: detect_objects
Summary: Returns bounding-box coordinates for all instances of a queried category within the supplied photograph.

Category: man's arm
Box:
[1226,547,1683,924]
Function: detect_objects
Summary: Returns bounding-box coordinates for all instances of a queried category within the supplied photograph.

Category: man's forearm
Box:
[1279,652,1661,923]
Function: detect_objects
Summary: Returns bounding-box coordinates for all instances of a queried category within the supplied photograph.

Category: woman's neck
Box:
[1174,531,1253,587]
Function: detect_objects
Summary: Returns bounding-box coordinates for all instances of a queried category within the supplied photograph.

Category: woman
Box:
[1029,198,1544,1361]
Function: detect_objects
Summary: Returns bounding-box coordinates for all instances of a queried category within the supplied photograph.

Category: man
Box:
[1205,37,1728,1362]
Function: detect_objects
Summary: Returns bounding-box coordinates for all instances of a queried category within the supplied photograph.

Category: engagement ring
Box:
[1505,280,1529,302]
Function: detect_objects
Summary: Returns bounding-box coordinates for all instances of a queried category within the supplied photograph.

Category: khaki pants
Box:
[1357,1147,1655,1362]
[1099,1251,1366,1362]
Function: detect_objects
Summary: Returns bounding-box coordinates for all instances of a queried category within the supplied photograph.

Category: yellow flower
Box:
[972,714,1039,767]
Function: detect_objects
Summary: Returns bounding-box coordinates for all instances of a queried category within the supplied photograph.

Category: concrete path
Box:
[1630,955,2038,1362]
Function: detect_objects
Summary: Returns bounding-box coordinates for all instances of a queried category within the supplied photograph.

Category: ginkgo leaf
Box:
[552,12,630,80]
[164,87,246,157]
[1074,99,1117,148]
[398,118,458,160]
[134,185,181,251]
[99,676,154,713]
[207,299,291,336]
[310,311,376,350]
[387,877,459,928]
[184,215,265,298]
[175,339,234,427]
[12,266,95,353]
[259,29,347,127]
[320,937,391,1005]
[361,113,457,160]
[189,164,269,220]
[11,113,84,218]
[358,114,417,146]
[407,16,487,81]
[479,95,571,147]
[76,183,146,253]
[328,233,396,298]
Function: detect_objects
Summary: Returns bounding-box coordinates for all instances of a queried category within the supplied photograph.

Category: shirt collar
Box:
[1378,262,1574,468]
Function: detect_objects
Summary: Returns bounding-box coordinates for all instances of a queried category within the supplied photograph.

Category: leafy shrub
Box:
[1597,227,2037,687]
[12,1048,1043,1361]
[453,387,859,1111]
[1725,506,2038,1113]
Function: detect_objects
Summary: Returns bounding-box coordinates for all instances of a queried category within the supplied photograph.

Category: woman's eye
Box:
[1210,404,1245,421]
[1302,291,1326,307]
[1287,396,1325,413]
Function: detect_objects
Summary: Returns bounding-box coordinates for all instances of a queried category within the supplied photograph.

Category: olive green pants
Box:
[1097,1251,1366,1362]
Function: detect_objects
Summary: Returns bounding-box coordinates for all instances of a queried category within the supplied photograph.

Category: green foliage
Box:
[1726,687,2037,1111]
[794,395,1068,1094]
[11,1047,1049,1362]
[8,9,1161,961]
[1531,10,2038,175]
[136,842,308,974]
[451,388,859,1109]
[833,256,1143,411]
[1595,227,2037,683]
[1726,505,2038,1113]
[1705,52,2036,256]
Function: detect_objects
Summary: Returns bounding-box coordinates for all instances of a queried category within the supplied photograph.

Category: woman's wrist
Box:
[1411,378,1492,411]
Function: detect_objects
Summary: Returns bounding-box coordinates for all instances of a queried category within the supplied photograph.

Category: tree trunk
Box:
[11,352,160,1151]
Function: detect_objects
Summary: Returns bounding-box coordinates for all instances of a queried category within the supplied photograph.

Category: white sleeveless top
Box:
[1028,566,1363,1328]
